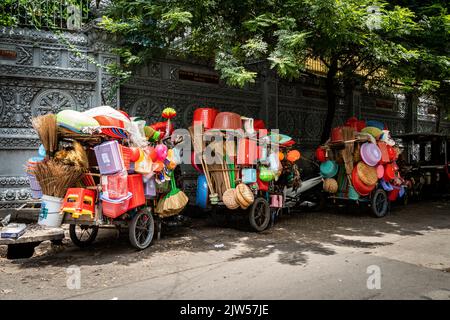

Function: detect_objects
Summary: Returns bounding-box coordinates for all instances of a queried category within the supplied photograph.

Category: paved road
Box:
[1,199,449,300]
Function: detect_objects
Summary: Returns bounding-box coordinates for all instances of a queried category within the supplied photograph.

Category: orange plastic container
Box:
[127,174,145,210]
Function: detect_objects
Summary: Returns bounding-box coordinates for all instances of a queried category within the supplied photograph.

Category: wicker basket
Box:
[356,161,378,186]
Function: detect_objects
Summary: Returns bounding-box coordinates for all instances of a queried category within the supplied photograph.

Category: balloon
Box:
[129,147,141,162]
[145,146,157,162]
[155,144,168,161]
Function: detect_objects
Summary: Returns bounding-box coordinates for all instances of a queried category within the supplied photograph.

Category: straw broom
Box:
[32,114,58,156]
[34,160,85,198]
[341,126,356,175]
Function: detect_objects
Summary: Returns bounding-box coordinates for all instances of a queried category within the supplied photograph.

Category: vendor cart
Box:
[189,110,302,231]
[24,106,189,251]
[317,122,406,218]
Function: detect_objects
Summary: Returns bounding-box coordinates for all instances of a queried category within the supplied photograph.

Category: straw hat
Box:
[236,183,254,208]
[323,178,338,193]
[356,161,378,186]
[223,188,239,210]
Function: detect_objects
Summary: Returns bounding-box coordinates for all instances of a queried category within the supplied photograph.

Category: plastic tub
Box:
[127,174,145,210]
[38,195,64,227]
[120,145,131,170]
[94,140,125,175]
[213,112,242,130]
[101,192,132,218]
[192,108,219,129]
[242,168,256,184]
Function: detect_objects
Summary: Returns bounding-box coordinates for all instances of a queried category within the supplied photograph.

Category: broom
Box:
[341,126,356,175]
[34,160,85,198]
[32,114,58,156]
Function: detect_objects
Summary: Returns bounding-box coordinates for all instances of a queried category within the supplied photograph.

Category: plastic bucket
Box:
[27,173,41,190]
[38,195,64,227]
[192,108,219,129]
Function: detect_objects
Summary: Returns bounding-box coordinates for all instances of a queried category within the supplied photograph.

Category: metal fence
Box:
[2,0,91,30]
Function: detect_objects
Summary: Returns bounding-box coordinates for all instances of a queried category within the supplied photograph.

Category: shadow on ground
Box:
[1,199,449,268]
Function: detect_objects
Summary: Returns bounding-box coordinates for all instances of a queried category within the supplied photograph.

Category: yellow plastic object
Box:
[62,195,95,219]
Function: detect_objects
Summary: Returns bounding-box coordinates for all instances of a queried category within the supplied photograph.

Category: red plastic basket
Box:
[120,145,131,170]
[127,174,145,210]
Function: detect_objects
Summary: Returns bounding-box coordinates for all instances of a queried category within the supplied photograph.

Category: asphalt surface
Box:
[0,199,449,300]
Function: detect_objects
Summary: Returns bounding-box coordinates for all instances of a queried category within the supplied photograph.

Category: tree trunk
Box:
[320,58,338,144]
[344,76,357,118]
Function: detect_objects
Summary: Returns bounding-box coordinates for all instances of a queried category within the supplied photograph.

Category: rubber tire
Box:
[248,197,271,232]
[69,225,99,248]
[371,189,389,218]
[129,209,154,250]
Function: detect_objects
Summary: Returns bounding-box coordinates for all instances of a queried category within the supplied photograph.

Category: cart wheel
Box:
[248,198,270,232]
[69,225,98,248]
[129,208,154,250]
[371,189,389,218]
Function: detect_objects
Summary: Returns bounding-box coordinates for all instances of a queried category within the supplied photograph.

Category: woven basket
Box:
[223,188,239,210]
[323,178,338,193]
[356,161,378,186]
[236,183,254,205]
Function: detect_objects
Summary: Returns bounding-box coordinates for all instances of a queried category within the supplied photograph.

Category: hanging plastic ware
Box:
[259,166,275,182]
[287,150,301,163]
[315,146,327,162]
[237,138,258,165]
[331,127,344,143]
[360,142,382,167]
[320,160,338,178]
[386,145,397,162]
[253,119,266,130]
[351,166,375,196]
[278,151,285,161]
[192,108,219,129]
[256,172,269,191]
[196,174,209,209]
[361,127,383,140]
[366,120,384,131]
[155,144,168,161]
[376,164,385,179]
[384,163,396,181]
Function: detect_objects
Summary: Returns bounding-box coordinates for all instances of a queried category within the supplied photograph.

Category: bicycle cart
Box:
[24,106,188,251]
[316,118,407,218]
[189,109,302,231]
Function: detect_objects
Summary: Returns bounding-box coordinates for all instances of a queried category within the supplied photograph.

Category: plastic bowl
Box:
[213,112,242,130]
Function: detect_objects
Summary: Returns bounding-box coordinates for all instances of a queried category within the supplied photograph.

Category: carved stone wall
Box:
[0,26,118,209]
[1,26,448,209]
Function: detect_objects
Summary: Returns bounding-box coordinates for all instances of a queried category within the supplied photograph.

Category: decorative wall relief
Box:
[69,51,87,69]
[16,46,33,65]
[31,89,77,116]
[129,98,162,124]
[41,48,61,67]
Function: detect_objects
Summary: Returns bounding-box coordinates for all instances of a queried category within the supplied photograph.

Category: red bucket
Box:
[127,174,145,210]
[331,127,344,143]
[192,108,219,129]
